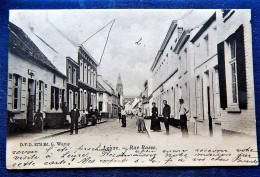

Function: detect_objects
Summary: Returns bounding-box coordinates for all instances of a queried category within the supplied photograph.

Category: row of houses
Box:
[146,9,255,137]
[7,21,120,130]
[97,75,122,118]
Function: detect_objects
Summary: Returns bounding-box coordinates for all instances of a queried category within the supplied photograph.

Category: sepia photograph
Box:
[6,9,258,169]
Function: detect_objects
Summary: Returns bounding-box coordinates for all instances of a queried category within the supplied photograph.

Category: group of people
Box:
[69,104,99,135]
[119,106,146,133]
[119,98,189,137]
[150,99,189,137]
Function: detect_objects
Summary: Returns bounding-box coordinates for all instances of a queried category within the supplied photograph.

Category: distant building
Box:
[97,75,120,118]
[141,80,150,118]
[8,22,67,129]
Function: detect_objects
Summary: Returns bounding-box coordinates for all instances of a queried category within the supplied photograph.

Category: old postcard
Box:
[6,9,258,169]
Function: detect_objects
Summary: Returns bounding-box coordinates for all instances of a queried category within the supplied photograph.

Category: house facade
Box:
[216,10,256,136]
[190,12,222,137]
[97,75,120,118]
[66,45,98,118]
[8,22,67,129]
[150,9,256,137]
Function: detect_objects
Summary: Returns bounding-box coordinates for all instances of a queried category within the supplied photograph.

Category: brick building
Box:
[66,45,98,117]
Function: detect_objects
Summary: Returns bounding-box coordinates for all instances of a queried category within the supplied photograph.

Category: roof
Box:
[78,45,99,67]
[190,12,216,43]
[173,30,190,54]
[150,20,177,71]
[8,22,66,78]
[97,75,115,95]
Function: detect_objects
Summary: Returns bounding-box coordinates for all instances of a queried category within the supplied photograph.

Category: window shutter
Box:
[235,25,247,109]
[44,84,48,111]
[217,42,227,109]
[7,73,13,109]
[35,81,39,111]
[21,77,27,111]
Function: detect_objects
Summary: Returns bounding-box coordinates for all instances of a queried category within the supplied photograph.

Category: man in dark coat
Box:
[162,100,171,135]
[121,106,127,127]
[151,102,161,131]
[70,104,80,135]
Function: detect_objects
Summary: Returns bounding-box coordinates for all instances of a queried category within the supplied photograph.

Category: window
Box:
[230,39,236,60]
[51,86,60,110]
[13,74,21,109]
[68,65,71,83]
[91,70,94,87]
[204,35,209,56]
[53,74,56,84]
[75,92,78,109]
[59,89,62,109]
[69,90,73,111]
[73,68,76,85]
[184,48,188,73]
[231,61,238,104]
[94,72,96,88]
[229,39,238,104]
[84,91,87,110]
[84,63,87,83]
[88,66,91,85]
[38,81,44,111]
[80,59,83,81]
[178,56,181,78]
[80,89,83,110]
[51,86,55,109]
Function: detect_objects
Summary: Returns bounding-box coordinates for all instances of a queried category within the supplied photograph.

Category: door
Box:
[27,79,35,127]
[207,86,213,137]
[99,101,103,112]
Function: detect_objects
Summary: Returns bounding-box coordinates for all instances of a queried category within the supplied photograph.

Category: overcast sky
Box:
[9,9,215,96]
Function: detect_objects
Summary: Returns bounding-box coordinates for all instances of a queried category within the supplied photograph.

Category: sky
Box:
[9,9,215,96]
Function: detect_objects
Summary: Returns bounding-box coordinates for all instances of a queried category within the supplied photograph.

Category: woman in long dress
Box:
[136,108,146,133]
[150,102,161,131]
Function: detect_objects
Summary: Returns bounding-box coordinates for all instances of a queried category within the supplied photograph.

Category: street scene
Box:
[6,9,258,168]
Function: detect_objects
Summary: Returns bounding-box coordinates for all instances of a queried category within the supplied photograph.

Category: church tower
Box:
[116,73,123,96]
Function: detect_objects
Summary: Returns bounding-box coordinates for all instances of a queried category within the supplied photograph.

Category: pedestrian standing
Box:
[121,106,126,127]
[81,109,89,127]
[162,100,171,135]
[150,102,161,131]
[34,108,43,132]
[136,108,146,133]
[179,98,189,138]
[70,104,80,135]
[118,106,122,122]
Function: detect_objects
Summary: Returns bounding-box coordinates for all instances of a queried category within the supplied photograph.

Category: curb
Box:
[34,120,108,141]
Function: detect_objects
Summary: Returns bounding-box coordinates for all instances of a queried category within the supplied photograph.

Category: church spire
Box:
[116,73,123,96]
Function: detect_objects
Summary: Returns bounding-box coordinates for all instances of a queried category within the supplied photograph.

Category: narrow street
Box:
[8,116,215,143]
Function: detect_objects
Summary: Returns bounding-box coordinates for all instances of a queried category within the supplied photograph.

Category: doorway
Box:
[207,86,213,137]
[27,79,35,127]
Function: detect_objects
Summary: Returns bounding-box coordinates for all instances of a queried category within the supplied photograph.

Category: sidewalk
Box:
[7,118,109,141]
